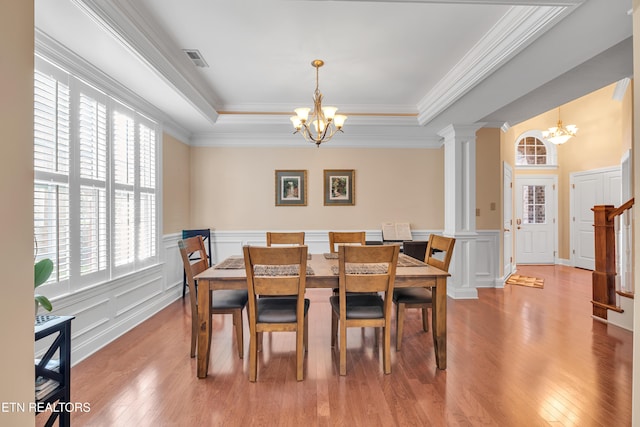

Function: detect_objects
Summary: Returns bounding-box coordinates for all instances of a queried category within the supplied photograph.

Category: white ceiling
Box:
[35,0,633,147]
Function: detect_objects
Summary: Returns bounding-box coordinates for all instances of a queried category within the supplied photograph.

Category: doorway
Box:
[514,175,558,264]
[570,167,621,270]
[503,162,514,277]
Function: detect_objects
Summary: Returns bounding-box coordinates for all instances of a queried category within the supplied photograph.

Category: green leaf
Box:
[35,294,52,312]
[34,258,54,289]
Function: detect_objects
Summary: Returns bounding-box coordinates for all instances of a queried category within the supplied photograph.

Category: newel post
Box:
[591,205,616,320]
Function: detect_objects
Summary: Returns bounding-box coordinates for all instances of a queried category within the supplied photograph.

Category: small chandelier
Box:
[290,59,347,147]
[542,108,578,145]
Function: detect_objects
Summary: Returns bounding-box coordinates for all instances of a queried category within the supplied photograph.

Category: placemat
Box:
[215,254,311,269]
[397,253,427,267]
[214,256,244,269]
[254,265,314,276]
[331,263,388,275]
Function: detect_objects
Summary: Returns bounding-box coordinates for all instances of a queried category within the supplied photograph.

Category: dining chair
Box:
[266,231,305,246]
[328,231,367,296]
[181,229,212,298]
[328,231,366,253]
[178,236,248,359]
[402,240,428,262]
[243,245,310,382]
[261,232,306,349]
[330,244,400,375]
[393,234,455,351]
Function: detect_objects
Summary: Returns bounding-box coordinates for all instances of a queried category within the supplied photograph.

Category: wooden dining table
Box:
[194,252,450,378]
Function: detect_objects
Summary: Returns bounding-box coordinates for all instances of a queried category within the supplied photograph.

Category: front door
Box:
[515,176,556,264]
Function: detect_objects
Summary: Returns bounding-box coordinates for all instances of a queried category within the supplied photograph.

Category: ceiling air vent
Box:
[183,49,209,68]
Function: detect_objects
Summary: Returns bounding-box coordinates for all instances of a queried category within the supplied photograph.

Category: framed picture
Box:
[324,169,355,206]
[275,170,307,206]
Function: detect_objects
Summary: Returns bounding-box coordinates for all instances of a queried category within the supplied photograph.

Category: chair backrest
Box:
[402,240,428,261]
[266,231,305,246]
[243,245,308,301]
[181,229,211,292]
[178,236,210,314]
[328,231,366,253]
[338,244,400,295]
[425,235,456,272]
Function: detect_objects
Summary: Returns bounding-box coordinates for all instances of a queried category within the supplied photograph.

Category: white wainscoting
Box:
[476,231,501,288]
[38,230,500,365]
[209,229,500,289]
[36,234,184,365]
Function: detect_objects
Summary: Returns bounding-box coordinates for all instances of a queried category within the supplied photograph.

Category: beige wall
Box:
[0,1,36,425]
[476,128,502,230]
[189,147,445,231]
[502,82,630,260]
[162,133,192,234]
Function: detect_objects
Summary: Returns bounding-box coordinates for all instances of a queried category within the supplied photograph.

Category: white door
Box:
[503,162,514,277]
[515,176,556,264]
[571,168,621,270]
[572,174,600,270]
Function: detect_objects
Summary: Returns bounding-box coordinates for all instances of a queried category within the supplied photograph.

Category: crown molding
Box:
[437,123,486,140]
[612,77,631,102]
[417,4,575,126]
[35,30,191,143]
[214,113,421,127]
[70,0,221,124]
[338,1,584,5]
[190,120,443,149]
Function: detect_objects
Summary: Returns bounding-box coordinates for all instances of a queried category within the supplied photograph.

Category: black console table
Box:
[35,315,74,427]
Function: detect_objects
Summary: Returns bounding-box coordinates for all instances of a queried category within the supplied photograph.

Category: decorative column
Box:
[437,124,483,299]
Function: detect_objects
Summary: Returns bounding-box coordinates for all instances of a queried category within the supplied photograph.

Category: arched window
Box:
[514,130,557,168]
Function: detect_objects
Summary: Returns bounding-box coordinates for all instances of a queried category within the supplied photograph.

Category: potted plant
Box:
[34,258,53,314]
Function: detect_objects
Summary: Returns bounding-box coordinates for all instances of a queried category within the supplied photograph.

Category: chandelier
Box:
[542,108,578,145]
[290,60,347,147]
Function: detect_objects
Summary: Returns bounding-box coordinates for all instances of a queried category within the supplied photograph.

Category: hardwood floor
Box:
[43,265,632,426]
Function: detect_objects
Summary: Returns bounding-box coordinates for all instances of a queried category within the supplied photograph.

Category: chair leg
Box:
[422,307,429,332]
[249,330,258,382]
[190,318,197,358]
[257,332,263,352]
[331,310,338,347]
[233,310,244,359]
[339,321,347,376]
[396,303,405,351]
[304,314,309,352]
[296,321,305,381]
[383,324,391,374]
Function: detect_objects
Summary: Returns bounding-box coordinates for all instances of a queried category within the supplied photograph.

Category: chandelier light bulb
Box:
[291,60,347,147]
[543,109,577,145]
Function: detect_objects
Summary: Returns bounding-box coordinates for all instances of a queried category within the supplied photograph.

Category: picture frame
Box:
[323,169,355,206]
[275,170,307,206]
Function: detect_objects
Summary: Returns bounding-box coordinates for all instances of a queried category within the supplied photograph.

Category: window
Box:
[516,137,547,165]
[514,130,557,168]
[34,58,160,296]
[522,185,546,224]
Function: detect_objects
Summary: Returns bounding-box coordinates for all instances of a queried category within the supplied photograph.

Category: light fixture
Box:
[542,108,578,145]
[291,59,347,147]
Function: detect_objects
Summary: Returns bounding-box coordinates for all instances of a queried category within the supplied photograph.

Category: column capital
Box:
[437,123,486,141]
